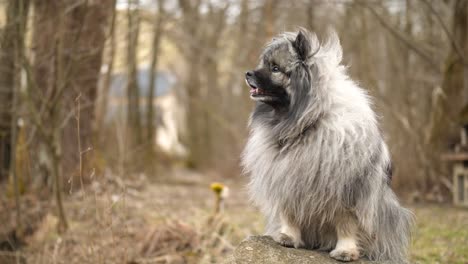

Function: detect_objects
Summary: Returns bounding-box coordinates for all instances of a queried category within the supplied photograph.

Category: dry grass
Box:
[1,169,467,264]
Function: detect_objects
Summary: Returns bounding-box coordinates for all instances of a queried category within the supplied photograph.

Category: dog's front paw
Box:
[274,233,304,249]
[329,248,359,262]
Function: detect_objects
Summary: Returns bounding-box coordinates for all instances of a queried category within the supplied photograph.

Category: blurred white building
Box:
[106,68,187,158]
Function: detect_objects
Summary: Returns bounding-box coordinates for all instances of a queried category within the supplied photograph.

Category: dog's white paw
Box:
[329,248,360,262]
[274,232,305,249]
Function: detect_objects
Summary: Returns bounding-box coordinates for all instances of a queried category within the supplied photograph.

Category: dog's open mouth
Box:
[250,87,269,96]
[246,80,270,97]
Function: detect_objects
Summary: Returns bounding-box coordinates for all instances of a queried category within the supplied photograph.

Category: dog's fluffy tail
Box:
[366,189,414,263]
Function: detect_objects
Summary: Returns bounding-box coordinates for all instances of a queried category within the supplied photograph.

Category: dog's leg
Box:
[330,214,360,262]
[274,213,304,248]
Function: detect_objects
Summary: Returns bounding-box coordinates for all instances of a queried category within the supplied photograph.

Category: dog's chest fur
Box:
[242,101,381,226]
[243,119,336,219]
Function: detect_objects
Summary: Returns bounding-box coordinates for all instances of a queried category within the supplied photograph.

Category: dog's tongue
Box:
[250,88,265,95]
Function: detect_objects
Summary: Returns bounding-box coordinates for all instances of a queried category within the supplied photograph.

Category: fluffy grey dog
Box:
[241,29,413,263]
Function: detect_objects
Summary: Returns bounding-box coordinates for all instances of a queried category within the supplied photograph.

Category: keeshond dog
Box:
[242,29,413,263]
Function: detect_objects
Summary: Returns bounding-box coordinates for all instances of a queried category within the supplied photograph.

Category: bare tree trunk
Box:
[429,0,467,147]
[263,0,278,39]
[60,0,114,184]
[185,57,203,168]
[178,0,204,168]
[246,0,278,63]
[0,0,30,235]
[30,0,56,188]
[306,0,315,31]
[95,0,118,143]
[428,0,467,186]
[50,13,68,233]
[0,0,29,182]
[231,0,254,132]
[52,38,68,230]
[127,0,143,148]
[30,0,112,188]
[0,5,14,182]
[403,0,413,118]
[29,0,112,231]
[146,0,166,145]
[12,0,29,237]
[200,3,228,166]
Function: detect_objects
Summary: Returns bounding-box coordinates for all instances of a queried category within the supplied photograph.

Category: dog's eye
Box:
[271,65,280,73]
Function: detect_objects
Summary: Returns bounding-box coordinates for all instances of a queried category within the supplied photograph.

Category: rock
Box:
[226,236,391,264]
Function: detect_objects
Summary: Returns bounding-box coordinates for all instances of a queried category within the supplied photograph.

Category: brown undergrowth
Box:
[1,168,467,264]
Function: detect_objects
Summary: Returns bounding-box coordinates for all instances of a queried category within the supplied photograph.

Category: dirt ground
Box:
[1,168,467,264]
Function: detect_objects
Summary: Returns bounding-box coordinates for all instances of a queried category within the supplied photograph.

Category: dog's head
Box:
[245,29,318,108]
[245,29,342,111]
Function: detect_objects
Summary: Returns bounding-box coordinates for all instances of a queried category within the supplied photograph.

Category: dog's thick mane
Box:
[242,30,413,263]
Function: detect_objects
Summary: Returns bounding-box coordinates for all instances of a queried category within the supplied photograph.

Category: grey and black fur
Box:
[242,29,413,263]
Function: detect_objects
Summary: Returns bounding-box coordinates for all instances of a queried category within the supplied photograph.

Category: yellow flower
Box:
[210,182,224,195]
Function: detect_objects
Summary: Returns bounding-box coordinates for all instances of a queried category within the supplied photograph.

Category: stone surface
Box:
[226,236,390,264]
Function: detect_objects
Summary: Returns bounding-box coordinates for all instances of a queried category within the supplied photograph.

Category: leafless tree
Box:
[127,0,143,149]
[25,0,112,232]
[0,0,30,236]
[146,0,166,146]
[96,0,118,144]
[0,0,29,182]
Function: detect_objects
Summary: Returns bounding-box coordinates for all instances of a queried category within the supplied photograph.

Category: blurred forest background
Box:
[0,0,467,263]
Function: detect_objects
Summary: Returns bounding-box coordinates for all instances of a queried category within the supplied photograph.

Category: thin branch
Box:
[75,93,84,191]
[357,1,441,71]
[420,0,467,65]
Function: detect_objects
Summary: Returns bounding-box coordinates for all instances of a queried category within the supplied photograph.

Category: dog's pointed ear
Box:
[293,30,311,61]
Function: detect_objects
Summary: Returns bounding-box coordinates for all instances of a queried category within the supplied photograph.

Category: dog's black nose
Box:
[245,71,254,77]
